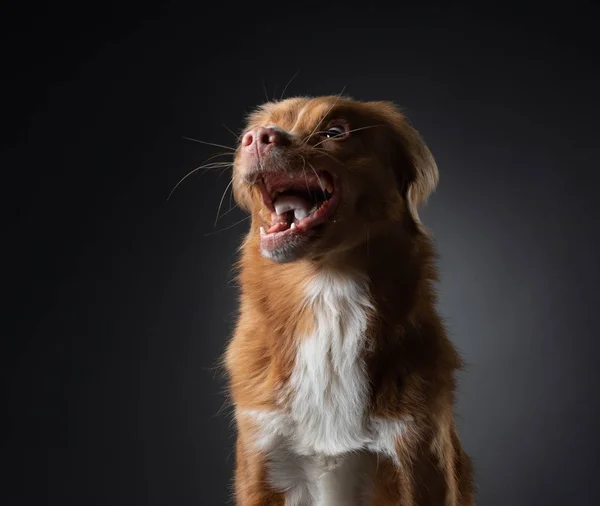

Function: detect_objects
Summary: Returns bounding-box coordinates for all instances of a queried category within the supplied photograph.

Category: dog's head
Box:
[233,96,438,264]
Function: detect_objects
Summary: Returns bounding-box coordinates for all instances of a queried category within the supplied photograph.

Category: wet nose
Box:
[241,126,288,156]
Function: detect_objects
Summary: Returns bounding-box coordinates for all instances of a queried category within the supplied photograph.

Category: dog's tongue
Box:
[274,194,314,221]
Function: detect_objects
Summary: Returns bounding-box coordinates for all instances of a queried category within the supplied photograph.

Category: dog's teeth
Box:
[290,222,297,230]
[274,201,289,216]
[260,226,266,235]
[326,184,333,193]
[275,195,311,217]
[294,208,308,220]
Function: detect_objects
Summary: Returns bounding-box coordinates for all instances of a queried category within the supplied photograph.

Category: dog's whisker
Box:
[205,215,251,236]
[203,152,235,161]
[229,175,235,210]
[302,85,347,145]
[182,136,236,151]
[311,124,387,149]
[218,166,234,179]
[201,161,234,168]
[215,177,237,226]
[212,163,235,178]
[306,148,341,166]
[167,162,233,200]
[300,155,311,194]
[215,173,240,221]
[220,203,240,219]
[222,124,241,141]
[307,162,327,201]
[280,69,300,101]
[199,163,233,177]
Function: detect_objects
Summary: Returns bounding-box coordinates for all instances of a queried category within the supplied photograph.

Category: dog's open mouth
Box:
[256,169,339,242]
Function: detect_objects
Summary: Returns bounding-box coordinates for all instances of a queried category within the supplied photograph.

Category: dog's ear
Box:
[370,102,439,224]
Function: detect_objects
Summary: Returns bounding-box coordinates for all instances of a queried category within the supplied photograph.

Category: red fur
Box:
[224,96,474,505]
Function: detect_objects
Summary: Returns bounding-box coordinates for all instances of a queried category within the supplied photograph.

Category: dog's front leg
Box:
[374,422,474,506]
[233,421,285,506]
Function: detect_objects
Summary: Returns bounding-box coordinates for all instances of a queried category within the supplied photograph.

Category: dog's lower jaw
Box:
[259,238,307,264]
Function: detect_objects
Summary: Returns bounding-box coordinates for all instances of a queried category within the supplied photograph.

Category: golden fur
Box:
[224,95,474,505]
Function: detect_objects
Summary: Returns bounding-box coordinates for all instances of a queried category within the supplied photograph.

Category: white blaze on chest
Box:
[239,270,411,504]
[288,269,374,456]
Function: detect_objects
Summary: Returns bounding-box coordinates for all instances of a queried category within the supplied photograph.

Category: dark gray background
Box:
[3,2,599,505]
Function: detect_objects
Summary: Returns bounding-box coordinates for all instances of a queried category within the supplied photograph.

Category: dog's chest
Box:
[287,271,374,455]
[244,272,411,504]
[251,272,377,503]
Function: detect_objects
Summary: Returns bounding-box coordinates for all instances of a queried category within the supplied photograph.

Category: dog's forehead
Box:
[246,96,362,133]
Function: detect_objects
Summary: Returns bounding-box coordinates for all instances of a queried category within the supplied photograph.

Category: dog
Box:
[224,95,474,505]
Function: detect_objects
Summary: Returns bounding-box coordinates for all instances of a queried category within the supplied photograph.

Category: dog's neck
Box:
[241,221,436,327]
[318,220,431,280]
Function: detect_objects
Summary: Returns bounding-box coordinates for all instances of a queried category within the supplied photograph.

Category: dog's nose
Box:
[241,126,288,156]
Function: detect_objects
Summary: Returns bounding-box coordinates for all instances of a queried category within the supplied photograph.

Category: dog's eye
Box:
[323,124,348,139]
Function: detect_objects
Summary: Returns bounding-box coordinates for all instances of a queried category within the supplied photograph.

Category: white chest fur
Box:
[289,269,374,456]
[241,270,409,504]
